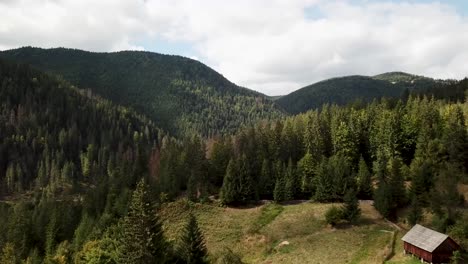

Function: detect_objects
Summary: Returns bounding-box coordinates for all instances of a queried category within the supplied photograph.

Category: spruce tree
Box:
[298,152,315,196]
[373,180,392,219]
[388,157,407,207]
[342,189,361,224]
[357,157,373,199]
[220,159,239,205]
[314,158,335,202]
[259,159,274,199]
[273,161,285,202]
[407,197,423,226]
[118,179,167,264]
[179,213,208,264]
[238,154,255,203]
[284,158,298,200]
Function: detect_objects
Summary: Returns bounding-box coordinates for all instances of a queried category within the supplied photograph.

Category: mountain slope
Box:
[0,58,165,198]
[0,47,284,136]
[277,73,441,114]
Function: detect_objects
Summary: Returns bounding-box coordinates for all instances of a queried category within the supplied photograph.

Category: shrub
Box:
[325,206,343,226]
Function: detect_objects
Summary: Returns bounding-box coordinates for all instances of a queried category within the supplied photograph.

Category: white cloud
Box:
[0,0,468,95]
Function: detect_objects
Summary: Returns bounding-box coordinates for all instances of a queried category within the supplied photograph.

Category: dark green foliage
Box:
[315,155,353,202]
[209,139,233,188]
[0,47,284,137]
[1,55,468,263]
[407,197,423,226]
[448,216,468,250]
[356,158,373,199]
[388,157,407,207]
[273,161,286,202]
[238,154,256,203]
[314,159,335,202]
[220,159,239,205]
[342,190,361,224]
[179,213,208,264]
[118,179,168,263]
[298,152,316,196]
[284,158,299,200]
[374,179,392,219]
[277,74,439,114]
[259,159,274,199]
[325,206,343,227]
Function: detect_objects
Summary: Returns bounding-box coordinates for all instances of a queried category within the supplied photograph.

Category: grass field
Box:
[160,199,402,263]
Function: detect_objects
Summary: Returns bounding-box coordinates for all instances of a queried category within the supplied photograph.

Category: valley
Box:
[0,48,467,263]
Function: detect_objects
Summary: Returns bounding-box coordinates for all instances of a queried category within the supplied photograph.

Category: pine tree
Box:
[342,189,361,224]
[118,179,167,263]
[356,157,373,199]
[273,161,285,202]
[238,154,255,202]
[407,197,423,226]
[220,159,239,205]
[284,158,298,200]
[374,180,392,219]
[179,213,208,264]
[187,172,198,202]
[409,158,433,205]
[259,159,274,199]
[441,105,467,169]
[388,157,406,207]
[298,152,315,196]
[314,158,334,202]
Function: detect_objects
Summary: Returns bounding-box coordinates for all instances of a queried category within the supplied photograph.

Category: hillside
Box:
[0,47,284,136]
[0,58,167,198]
[277,73,442,114]
[160,200,396,263]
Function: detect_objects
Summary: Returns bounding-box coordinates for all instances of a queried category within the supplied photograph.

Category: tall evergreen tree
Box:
[356,157,373,199]
[374,180,392,219]
[388,157,407,207]
[220,159,239,205]
[273,161,286,202]
[407,197,423,226]
[179,213,208,264]
[259,159,274,199]
[285,158,298,200]
[342,189,361,224]
[118,179,167,263]
[314,158,335,202]
[298,152,315,196]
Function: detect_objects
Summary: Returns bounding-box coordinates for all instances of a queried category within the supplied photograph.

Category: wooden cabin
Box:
[402,224,461,263]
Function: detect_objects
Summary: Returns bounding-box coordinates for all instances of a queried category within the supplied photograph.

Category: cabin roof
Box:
[401,224,449,253]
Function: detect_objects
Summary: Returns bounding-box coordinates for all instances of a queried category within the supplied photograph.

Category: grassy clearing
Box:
[385,232,423,264]
[160,200,396,263]
[248,203,284,234]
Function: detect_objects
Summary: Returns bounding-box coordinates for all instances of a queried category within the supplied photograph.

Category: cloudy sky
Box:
[1,0,468,95]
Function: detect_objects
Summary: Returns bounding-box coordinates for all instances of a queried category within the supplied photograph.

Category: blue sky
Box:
[1,0,468,95]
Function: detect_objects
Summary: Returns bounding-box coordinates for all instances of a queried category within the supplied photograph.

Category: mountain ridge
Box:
[276,72,443,114]
[0,46,285,136]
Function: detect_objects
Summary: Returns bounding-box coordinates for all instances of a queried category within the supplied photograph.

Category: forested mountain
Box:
[1,56,468,262]
[0,47,284,137]
[0,58,215,263]
[276,73,446,114]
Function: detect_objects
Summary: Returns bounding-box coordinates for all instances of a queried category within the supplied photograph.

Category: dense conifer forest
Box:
[0,47,284,137]
[277,73,460,114]
[1,53,468,263]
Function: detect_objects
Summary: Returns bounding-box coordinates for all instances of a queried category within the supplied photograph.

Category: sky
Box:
[1,0,468,95]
